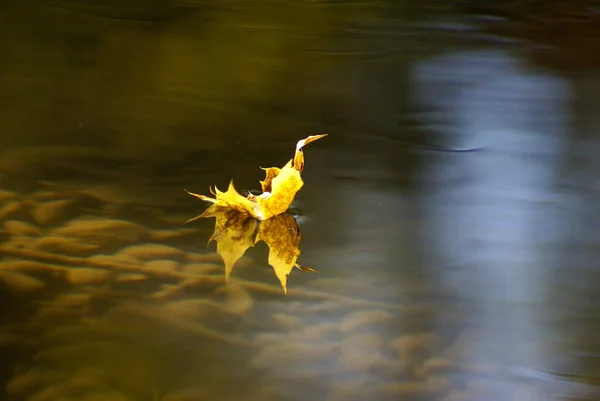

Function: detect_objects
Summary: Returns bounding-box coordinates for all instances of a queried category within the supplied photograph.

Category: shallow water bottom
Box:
[0,178,599,401]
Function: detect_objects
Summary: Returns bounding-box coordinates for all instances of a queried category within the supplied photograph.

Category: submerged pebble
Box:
[214,284,254,315]
[118,243,184,261]
[340,310,394,333]
[186,252,226,264]
[241,281,288,296]
[51,218,149,249]
[28,191,63,202]
[0,270,45,295]
[181,262,221,275]
[269,313,301,329]
[253,332,288,347]
[298,322,340,341]
[66,268,111,286]
[148,228,196,242]
[2,220,42,236]
[390,333,441,361]
[25,236,100,257]
[2,235,32,249]
[54,291,95,306]
[415,357,455,378]
[115,273,148,282]
[0,260,63,273]
[339,333,386,372]
[0,190,18,202]
[88,254,142,268]
[31,199,74,226]
[0,200,23,220]
[143,259,179,272]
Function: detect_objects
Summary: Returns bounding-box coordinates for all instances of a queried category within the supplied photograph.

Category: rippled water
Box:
[1,1,600,400]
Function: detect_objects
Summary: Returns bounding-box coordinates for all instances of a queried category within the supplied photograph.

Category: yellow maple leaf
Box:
[254,212,316,294]
[186,207,316,292]
[258,167,280,193]
[185,180,259,218]
[186,204,257,282]
[185,134,326,220]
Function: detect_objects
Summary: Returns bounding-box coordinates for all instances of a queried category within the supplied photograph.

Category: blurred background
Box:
[1,0,600,400]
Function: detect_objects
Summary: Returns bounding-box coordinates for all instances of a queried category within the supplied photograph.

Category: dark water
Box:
[2,1,600,400]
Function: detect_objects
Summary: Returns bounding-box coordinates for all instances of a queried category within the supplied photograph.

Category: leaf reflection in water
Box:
[188,206,315,294]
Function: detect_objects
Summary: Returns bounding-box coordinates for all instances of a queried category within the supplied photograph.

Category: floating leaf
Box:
[254,213,301,294]
[189,207,315,292]
[185,181,259,218]
[186,134,326,221]
[185,134,324,291]
[190,204,257,282]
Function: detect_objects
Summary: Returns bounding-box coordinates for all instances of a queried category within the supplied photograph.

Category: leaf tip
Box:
[184,215,202,225]
[295,263,318,273]
[185,188,217,204]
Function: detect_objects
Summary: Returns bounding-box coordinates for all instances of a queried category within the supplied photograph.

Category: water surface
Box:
[1,1,600,400]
